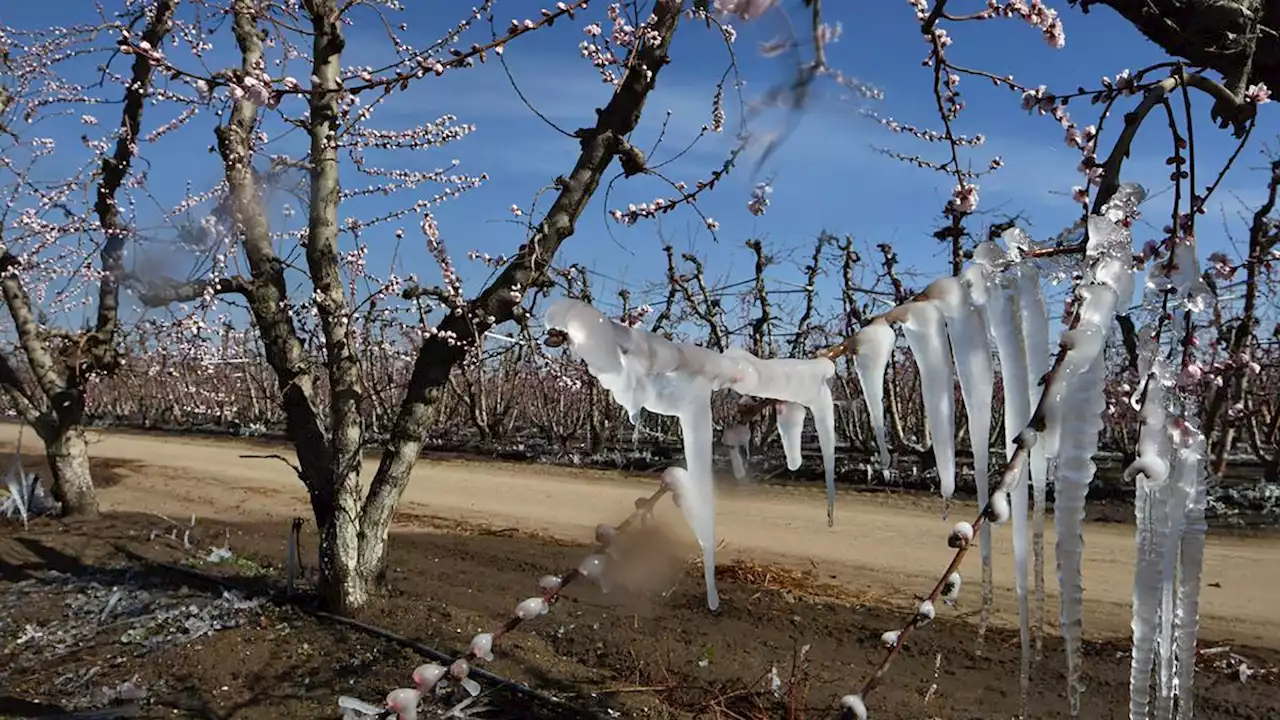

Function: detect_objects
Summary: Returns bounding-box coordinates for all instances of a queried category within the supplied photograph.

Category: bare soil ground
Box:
[1,425,1279,719]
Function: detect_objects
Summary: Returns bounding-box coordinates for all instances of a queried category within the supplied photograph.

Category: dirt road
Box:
[3,424,1277,649]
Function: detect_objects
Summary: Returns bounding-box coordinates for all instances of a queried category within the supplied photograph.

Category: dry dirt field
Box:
[1,424,1279,719]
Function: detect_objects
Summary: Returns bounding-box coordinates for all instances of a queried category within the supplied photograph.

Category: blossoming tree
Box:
[0,1,180,517]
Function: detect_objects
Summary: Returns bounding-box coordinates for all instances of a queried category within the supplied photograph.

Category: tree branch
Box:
[86,0,179,373]
[218,0,331,491]
[130,274,251,307]
[1074,0,1280,91]
[360,0,683,547]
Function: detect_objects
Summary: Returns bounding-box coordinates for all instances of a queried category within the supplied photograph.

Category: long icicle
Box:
[973,241,1030,663]
[899,301,959,500]
[1006,228,1052,665]
[928,274,996,649]
[1126,348,1172,720]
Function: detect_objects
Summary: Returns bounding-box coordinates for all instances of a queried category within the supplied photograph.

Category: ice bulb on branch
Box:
[411,663,446,692]
[385,688,421,720]
[469,632,494,662]
[595,523,618,547]
[515,597,549,619]
[840,693,868,720]
[942,572,962,603]
[917,599,936,624]
[987,489,1011,524]
[578,553,608,579]
[948,521,974,548]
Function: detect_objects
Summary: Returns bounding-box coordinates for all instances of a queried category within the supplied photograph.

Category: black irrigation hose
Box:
[111,546,604,719]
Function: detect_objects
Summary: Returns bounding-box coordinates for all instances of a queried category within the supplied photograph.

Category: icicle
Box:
[898,301,957,499]
[1174,432,1208,720]
[1008,230,1051,672]
[725,349,839,525]
[928,273,997,644]
[973,240,1033,669]
[720,424,751,482]
[1053,347,1107,716]
[776,401,806,471]
[1047,194,1137,715]
[854,319,895,472]
[1125,348,1172,720]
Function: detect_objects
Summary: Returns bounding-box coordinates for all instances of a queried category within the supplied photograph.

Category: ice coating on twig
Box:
[853,319,895,472]
[898,301,957,499]
[547,298,840,607]
[725,347,839,525]
[339,695,384,719]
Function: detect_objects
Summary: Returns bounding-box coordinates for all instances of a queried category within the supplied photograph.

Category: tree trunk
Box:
[45,425,97,518]
[312,471,377,614]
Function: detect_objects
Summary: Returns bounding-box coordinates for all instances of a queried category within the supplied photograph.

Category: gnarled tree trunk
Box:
[44,424,96,518]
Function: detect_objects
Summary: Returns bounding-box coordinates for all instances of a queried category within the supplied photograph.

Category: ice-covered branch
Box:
[543,296,838,609]
[343,481,671,719]
[836,185,1145,719]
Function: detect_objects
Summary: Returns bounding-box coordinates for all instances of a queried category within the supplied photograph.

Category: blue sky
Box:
[4,0,1277,339]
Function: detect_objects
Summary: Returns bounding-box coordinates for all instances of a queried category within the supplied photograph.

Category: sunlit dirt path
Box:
[3,422,1277,648]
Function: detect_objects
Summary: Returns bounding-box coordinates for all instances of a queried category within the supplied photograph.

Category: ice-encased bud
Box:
[661,466,689,498]
[449,659,481,697]
[948,521,974,548]
[385,688,421,720]
[987,489,1011,523]
[469,632,494,661]
[595,523,617,547]
[578,553,607,579]
[880,629,901,648]
[839,693,868,719]
[942,571,962,601]
[515,596,549,619]
[411,663,446,691]
[538,574,563,592]
[917,599,936,623]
